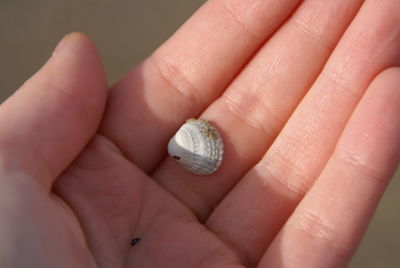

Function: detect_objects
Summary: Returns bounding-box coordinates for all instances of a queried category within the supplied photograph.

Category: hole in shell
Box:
[173,155,181,160]
[131,238,141,247]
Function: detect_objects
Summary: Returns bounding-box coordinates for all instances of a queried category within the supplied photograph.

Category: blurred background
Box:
[0,1,398,267]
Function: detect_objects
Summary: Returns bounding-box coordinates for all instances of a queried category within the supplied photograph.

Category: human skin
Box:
[0,0,400,267]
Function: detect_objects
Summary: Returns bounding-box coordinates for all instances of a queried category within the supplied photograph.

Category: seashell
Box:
[167,118,224,175]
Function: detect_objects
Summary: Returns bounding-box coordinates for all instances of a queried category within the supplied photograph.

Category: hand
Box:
[1,0,399,267]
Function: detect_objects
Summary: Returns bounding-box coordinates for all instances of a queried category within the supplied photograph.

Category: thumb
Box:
[0,33,108,190]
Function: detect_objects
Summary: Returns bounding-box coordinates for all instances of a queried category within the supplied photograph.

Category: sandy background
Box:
[0,1,398,267]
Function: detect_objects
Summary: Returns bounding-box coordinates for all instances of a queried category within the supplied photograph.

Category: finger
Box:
[259,67,400,268]
[0,33,107,190]
[153,0,364,218]
[207,0,400,265]
[100,0,302,171]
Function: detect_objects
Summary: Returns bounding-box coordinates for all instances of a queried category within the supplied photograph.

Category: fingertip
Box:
[51,32,104,76]
[359,67,400,113]
[44,32,108,118]
[53,32,96,55]
[370,67,400,90]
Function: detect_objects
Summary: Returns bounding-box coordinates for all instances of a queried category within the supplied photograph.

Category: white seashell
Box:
[168,118,224,175]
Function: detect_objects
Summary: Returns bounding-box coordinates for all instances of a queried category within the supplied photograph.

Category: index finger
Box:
[100,0,302,171]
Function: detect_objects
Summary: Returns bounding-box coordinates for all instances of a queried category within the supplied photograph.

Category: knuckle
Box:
[292,209,353,260]
[336,150,385,184]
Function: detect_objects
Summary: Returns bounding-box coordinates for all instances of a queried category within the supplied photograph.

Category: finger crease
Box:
[149,54,205,108]
[219,0,261,40]
[292,209,353,261]
[209,230,253,267]
[335,150,387,186]
[222,94,279,138]
[256,159,309,199]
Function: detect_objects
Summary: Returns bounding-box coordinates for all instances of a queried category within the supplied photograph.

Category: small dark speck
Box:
[173,155,181,160]
[131,238,141,247]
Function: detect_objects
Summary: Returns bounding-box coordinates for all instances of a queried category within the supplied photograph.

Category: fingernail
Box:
[52,34,70,56]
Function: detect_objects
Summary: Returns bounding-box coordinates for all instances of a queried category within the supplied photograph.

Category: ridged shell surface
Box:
[168,119,224,175]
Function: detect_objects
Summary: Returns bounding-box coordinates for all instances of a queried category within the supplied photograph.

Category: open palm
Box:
[1,0,400,267]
